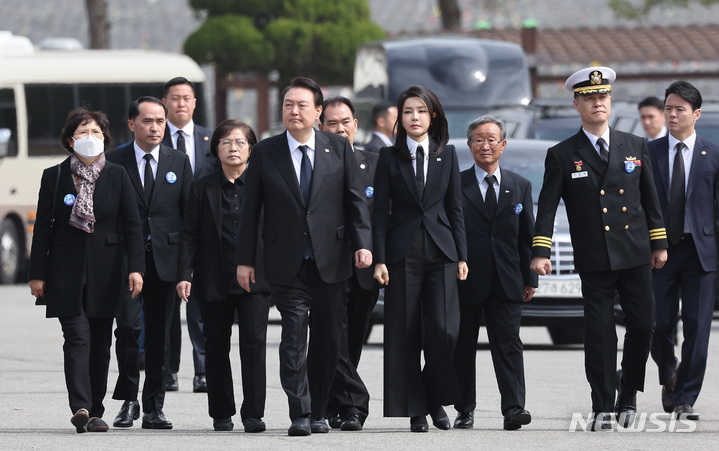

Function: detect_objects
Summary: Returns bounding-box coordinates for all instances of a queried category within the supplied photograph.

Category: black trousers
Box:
[580,265,654,413]
[168,292,206,376]
[384,227,462,417]
[198,293,270,421]
[651,236,714,407]
[58,308,113,418]
[112,286,142,402]
[346,272,380,366]
[270,258,349,421]
[454,271,525,416]
[139,248,176,412]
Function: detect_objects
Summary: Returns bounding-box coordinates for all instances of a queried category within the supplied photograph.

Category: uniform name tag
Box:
[572,171,588,179]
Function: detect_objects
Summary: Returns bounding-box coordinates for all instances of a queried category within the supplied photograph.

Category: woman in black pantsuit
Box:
[28,108,145,433]
[176,120,270,433]
[372,85,468,432]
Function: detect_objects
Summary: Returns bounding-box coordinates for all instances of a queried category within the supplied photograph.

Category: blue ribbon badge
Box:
[513,203,523,215]
[165,171,177,184]
[63,194,76,206]
[365,186,374,198]
[624,161,636,173]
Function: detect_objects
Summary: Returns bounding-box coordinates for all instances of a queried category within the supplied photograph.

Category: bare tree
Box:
[438,0,461,31]
[86,0,111,49]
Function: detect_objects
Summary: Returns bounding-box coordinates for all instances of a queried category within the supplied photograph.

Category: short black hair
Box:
[209,120,257,158]
[319,96,355,124]
[665,81,702,111]
[60,107,112,153]
[163,77,195,98]
[638,96,664,111]
[281,77,323,108]
[128,96,168,121]
[371,101,394,127]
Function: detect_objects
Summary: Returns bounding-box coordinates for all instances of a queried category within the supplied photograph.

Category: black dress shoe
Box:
[71,408,89,433]
[454,411,474,429]
[113,400,140,428]
[428,406,451,430]
[288,416,311,436]
[142,409,173,429]
[87,417,109,432]
[589,412,613,431]
[213,417,234,431]
[503,407,531,430]
[243,417,266,433]
[662,371,677,413]
[193,374,208,393]
[328,413,342,429]
[675,404,699,420]
[410,415,428,432]
[615,369,637,427]
[311,418,329,433]
[165,373,179,392]
[340,414,362,431]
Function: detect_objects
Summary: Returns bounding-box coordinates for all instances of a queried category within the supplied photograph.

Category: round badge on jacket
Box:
[624,161,636,173]
[64,194,76,206]
[365,186,374,198]
[165,172,177,184]
[514,203,523,215]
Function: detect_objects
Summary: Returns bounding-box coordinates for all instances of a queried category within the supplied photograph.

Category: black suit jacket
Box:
[364,134,388,154]
[458,167,537,303]
[106,142,193,282]
[352,149,382,291]
[29,157,145,318]
[649,135,719,271]
[237,130,372,286]
[162,123,218,180]
[532,128,667,272]
[178,169,268,302]
[373,143,467,265]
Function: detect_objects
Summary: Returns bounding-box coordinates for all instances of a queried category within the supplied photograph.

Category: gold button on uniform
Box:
[625,225,629,230]
[603,208,608,213]
[619,189,624,194]
[605,226,610,231]
[622,207,627,212]
[600,190,605,195]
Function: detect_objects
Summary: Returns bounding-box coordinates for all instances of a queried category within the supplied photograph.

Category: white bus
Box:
[0,33,207,283]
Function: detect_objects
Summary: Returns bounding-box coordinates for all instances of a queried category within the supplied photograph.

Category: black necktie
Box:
[485,174,497,219]
[176,130,186,153]
[416,145,425,197]
[143,153,154,202]
[597,137,609,163]
[298,145,313,259]
[668,142,686,245]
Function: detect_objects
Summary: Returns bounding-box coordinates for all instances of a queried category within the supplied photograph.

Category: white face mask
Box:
[73,134,105,158]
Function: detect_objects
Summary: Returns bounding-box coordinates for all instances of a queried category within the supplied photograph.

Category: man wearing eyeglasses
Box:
[453,115,537,431]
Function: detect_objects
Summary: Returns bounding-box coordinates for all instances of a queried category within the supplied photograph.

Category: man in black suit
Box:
[161,76,217,394]
[648,81,719,421]
[363,100,397,153]
[453,115,537,431]
[319,96,377,431]
[107,96,193,429]
[237,77,372,436]
[530,67,668,430]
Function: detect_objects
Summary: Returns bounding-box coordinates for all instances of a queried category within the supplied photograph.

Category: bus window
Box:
[0,88,18,157]
[26,85,73,157]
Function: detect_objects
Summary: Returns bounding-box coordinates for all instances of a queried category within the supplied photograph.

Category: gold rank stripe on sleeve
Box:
[648,228,667,240]
[532,236,553,248]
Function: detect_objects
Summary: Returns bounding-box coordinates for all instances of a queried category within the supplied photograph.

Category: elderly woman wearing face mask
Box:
[28,107,145,433]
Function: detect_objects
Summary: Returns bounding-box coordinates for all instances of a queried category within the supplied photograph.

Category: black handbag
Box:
[35,163,61,306]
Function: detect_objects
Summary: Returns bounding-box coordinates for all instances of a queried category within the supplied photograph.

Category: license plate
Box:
[535,278,582,298]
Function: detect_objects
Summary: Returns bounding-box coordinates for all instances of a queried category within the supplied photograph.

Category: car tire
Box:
[547,326,584,345]
[0,219,23,284]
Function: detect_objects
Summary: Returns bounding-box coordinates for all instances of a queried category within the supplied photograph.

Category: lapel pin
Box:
[203,136,209,141]
[64,194,76,206]
[505,190,510,193]
[165,171,177,184]
[437,158,441,162]
[325,148,330,153]
[702,150,707,155]
[360,163,366,169]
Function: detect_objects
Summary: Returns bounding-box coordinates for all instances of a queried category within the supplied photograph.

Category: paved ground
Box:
[1,284,718,449]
